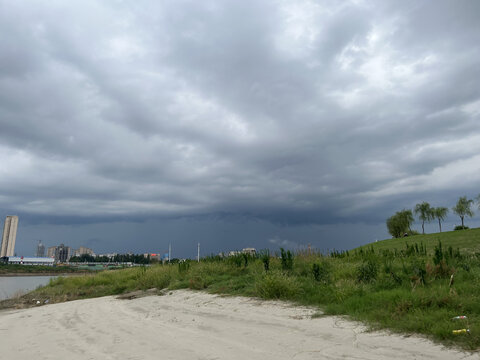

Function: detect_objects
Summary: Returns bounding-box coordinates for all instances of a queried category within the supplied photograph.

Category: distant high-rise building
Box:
[47,246,56,258]
[36,240,45,257]
[73,246,94,257]
[54,244,71,262]
[1,215,19,257]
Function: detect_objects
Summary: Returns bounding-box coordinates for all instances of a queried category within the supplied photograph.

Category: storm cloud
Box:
[1,1,480,256]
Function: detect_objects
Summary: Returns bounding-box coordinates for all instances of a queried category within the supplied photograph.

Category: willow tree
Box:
[386,209,414,238]
[432,207,448,233]
[414,202,433,234]
[452,196,474,229]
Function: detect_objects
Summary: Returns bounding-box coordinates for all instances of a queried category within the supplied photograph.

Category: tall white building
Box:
[1,215,19,257]
[36,240,45,257]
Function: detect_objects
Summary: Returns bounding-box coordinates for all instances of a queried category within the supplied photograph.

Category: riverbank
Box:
[0,264,91,276]
[0,272,89,277]
[0,274,92,303]
[0,289,477,360]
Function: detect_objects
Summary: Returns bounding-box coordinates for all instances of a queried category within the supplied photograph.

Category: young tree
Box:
[452,196,474,229]
[386,209,414,238]
[432,207,448,233]
[414,202,433,234]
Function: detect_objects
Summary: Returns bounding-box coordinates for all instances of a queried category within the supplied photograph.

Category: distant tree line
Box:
[69,253,152,264]
[386,195,480,238]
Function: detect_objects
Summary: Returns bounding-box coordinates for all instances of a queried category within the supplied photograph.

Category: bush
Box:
[356,259,378,283]
[454,225,469,230]
[312,262,331,283]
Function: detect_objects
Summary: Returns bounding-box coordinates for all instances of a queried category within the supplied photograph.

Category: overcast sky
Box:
[1,0,480,257]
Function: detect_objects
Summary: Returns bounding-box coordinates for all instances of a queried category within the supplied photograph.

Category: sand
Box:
[0,290,477,360]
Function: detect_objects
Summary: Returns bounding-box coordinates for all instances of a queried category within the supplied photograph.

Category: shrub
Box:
[454,225,469,230]
[356,259,378,283]
[312,262,331,283]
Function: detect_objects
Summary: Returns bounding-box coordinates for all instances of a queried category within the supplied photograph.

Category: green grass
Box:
[3,228,480,351]
[358,227,480,255]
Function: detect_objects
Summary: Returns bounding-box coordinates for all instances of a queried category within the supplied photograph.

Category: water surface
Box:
[0,276,56,300]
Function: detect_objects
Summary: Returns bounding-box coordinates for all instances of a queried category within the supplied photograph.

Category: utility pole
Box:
[168,243,171,263]
[197,242,200,262]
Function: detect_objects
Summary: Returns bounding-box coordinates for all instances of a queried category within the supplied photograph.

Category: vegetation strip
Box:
[0,264,91,275]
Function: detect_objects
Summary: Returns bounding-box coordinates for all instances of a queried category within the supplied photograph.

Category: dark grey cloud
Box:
[1,0,480,255]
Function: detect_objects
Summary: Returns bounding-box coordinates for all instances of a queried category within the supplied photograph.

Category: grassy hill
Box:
[358,228,480,255]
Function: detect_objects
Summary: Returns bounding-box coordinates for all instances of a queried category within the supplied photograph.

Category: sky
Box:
[1,0,480,258]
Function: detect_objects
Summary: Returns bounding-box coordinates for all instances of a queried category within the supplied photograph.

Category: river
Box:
[0,276,56,300]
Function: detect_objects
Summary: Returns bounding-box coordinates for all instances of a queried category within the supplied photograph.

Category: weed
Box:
[280,248,293,271]
[259,250,270,272]
[433,240,444,265]
[178,260,190,273]
[242,253,249,268]
[255,272,300,299]
[356,259,377,283]
[394,300,413,318]
[411,260,426,286]
[429,260,454,279]
[188,275,207,290]
[312,262,331,284]
[230,254,243,268]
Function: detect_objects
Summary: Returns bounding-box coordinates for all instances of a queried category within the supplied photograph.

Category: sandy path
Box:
[0,290,477,360]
